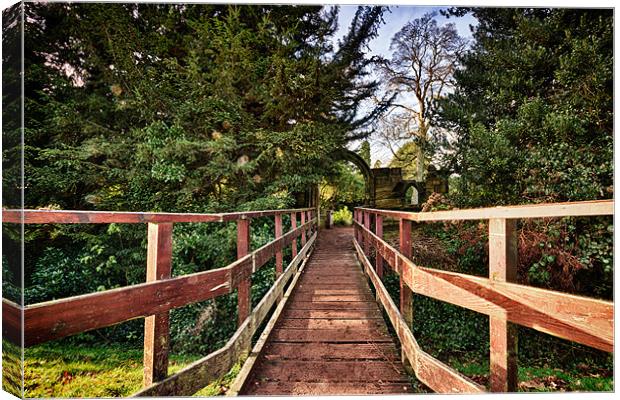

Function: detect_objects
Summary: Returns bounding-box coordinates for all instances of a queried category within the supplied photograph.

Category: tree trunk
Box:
[416,121,428,183]
[415,121,428,205]
[416,142,424,182]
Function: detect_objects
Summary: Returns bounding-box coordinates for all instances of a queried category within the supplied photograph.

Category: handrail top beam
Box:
[2,207,316,224]
[356,199,613,222]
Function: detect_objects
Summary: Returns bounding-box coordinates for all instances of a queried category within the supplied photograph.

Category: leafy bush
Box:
[332,206,353,226]
[2,258,21,304]
[320,163,366,211]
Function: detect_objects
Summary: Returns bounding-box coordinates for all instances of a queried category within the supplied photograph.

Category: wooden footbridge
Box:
[2,200,614,395]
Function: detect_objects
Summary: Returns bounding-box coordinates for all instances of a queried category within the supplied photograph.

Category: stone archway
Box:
[331,148,374,206]
[400,181,422,206]
[297,148,448,209]
[330,149,429,208]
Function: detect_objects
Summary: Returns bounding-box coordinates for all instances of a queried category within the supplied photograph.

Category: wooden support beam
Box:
[489,218,518,392]
[358,210,363,244]
[398,219,413,324]
[301,211,306,246]
[290,212,297,258]
[275,214,284,303]
[353,210,358,241]
[274,214,283,277]
[144,223,173,387]
[363,212,370,256]
[375,215,384,278]
[237,219,251,327]
[399,219,413,370]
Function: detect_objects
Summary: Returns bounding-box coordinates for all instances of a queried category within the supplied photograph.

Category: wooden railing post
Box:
[489,218,518,392]
[237,218,251,327]
[399,218,414,371]
[359,211,365,248]
[364,211,370,256]
[375,214,384,278]
[144,222,173,387]
[353,209,359,241]
[358,210,363,243]
[275,214,283,276]
[312,210,316,233]
[290,212,297,258]
[274,213,284,303]
[301,210,307,246]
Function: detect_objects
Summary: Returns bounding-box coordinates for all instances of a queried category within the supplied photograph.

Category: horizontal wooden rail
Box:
[353,240,484,393]
[134,232,317,397]
[355,222,613,351]
[354,199,613,393]
[1,207,315,224]
[357,199,613,222]
[3,218,316,347]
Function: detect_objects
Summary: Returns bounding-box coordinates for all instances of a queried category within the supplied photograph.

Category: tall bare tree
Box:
[380,12,467,184]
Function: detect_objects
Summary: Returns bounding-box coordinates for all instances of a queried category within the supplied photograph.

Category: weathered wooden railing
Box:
[353,200,613,393]
[2,207,318,396]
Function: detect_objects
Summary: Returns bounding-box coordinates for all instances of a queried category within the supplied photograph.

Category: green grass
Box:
[22,343,241,398]
[2,340,23,397]
[450,359,613,392]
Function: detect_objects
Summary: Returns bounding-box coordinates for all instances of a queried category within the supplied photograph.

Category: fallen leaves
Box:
[519,375,568,391]
[61,370,74,385]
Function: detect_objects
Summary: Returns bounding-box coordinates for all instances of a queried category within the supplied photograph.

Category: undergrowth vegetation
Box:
[332,207,354,226]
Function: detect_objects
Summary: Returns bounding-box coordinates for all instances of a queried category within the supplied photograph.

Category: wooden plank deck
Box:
[241,227,412,395]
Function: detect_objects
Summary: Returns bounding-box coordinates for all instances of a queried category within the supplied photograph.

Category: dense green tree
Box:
[388,141,419,180]
[319,162,366,210]
[17,3,389,214]
[438,8,613,206]
[435,8,613,296]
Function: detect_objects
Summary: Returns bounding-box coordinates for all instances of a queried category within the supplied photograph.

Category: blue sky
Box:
[333,6,478,165]
[335,5,476,58]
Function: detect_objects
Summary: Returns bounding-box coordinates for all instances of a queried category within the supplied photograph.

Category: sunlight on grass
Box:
[2,340,23,397]
[23,343,243,397]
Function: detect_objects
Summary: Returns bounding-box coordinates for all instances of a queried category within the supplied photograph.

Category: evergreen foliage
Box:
[437,8,612,206]
[4,3,390,353]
